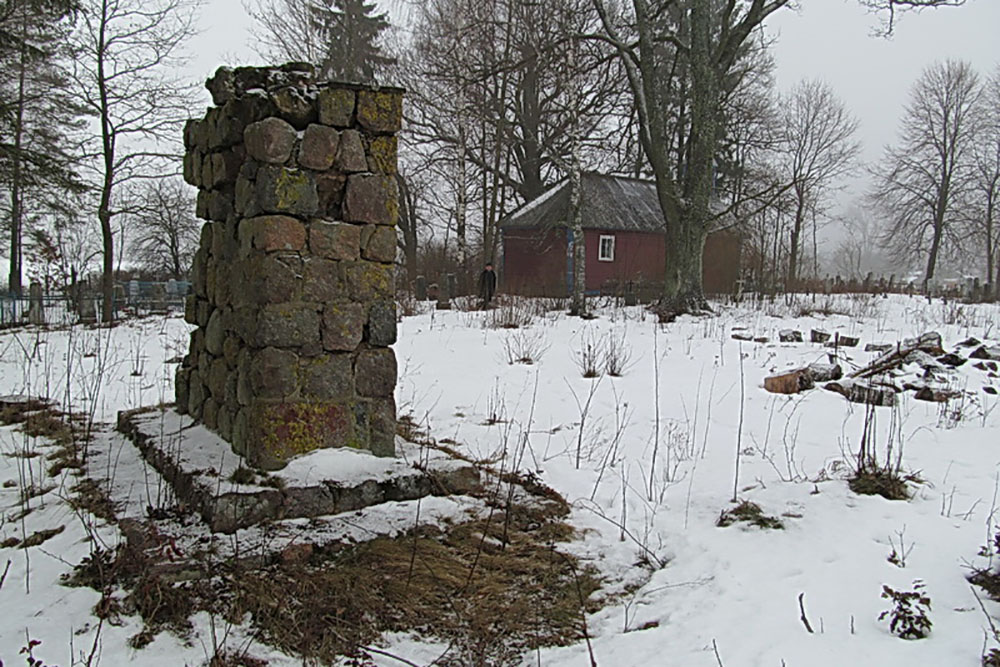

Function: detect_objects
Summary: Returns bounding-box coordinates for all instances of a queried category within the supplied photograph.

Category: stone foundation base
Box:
[117,407,481,533]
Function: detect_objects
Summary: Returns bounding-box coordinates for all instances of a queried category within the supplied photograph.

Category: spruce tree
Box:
[0,0,86,295]
[312,0,395,84]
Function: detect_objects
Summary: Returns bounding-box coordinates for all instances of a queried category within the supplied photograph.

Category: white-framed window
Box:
[598,235,615,262]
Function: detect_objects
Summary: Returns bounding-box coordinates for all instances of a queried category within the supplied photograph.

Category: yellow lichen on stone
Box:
[357,90,402,133]
[368,136,397,175]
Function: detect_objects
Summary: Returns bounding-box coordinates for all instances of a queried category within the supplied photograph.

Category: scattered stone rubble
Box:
[760,329,999,407]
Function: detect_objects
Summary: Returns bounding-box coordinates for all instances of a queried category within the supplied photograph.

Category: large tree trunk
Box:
[568,168,586,316]
[7,42,28,297]
[455,120,468,294]
[786,191,806,292]
[662,214,708,315]
[657,0,715,317]
[98,0,115,323]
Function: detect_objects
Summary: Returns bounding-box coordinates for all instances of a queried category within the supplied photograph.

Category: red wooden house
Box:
[499,173,741,297]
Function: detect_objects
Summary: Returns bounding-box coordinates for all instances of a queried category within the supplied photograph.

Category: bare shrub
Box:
[484,295,534,329]
[575,328,603,378]
[603,330,633,377]
[502,329,549,365]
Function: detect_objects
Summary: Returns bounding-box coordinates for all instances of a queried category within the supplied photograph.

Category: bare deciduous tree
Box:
[860,0,966,35]
[779,79,860,289]
[69,0,200,321]
[871,59,979,291]
[127,177,199,279]
[594,0,790,316]
[966,67,1000,297]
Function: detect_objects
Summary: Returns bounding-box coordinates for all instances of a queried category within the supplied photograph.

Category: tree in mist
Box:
[871,60,979,291]
[403,0,627,284]
[127,177,199,279]
[966,67,1000,297]
[778,79,860,289]
[69,0,199,322]
[594,0,789,316]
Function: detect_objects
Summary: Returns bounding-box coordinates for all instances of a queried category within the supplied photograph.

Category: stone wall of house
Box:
[175,63,401,470]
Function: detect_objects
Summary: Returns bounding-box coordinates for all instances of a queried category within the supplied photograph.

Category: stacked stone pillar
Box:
[176,63,401,470]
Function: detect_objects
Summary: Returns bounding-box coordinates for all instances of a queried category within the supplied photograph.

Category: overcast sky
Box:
[188,0,1000,212]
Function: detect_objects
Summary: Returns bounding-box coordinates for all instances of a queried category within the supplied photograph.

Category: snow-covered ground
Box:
[2,294,1000,666]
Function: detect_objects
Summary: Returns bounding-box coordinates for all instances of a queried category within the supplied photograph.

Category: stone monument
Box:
[27,282,44,325]
[175,63,401,470]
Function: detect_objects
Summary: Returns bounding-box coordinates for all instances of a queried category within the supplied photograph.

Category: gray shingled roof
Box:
[499,172,667,233]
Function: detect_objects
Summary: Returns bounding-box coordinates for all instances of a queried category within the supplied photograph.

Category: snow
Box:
[2,295,1000,665]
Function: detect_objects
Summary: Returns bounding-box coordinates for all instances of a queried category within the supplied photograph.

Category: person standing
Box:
[479,262,497,307]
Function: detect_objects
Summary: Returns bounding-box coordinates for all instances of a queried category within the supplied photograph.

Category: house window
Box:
[598,235,615,262]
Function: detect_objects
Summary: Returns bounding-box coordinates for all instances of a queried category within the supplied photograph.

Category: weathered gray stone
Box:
[270,85,316,129]
[369,397,396,457]
[188,374,206,419]
[216,405,233,441]
[244,117,297,164]
[207,357,229,400]
[315,172,347,216]
[355,348,397,397]
[311,220,360,260]
[336,130,368,173]
[256,304,321,348]
[183,150,203,186]
[206,66,236,105]
[356,89,403,134]
[298,124,339,170]
[360,224,396,262]
[299,353,353,400]
[207,189,234,222]
[223,334,241,368]
[367,135,398,175]
[242,215,306,251]
[322,301,365,351]
[302,257,344,304]
[184,295,198,324]
[205,309,226,355]
[197,299,212,328]
[249,347,299,399]
[203,398,219,430]
[367,300,397,347]
[175,368,190,413]
[242,254,302,305]
[256,165,318,216]
[318,87,355,126]
[345,261,393,302]
[344,174,398,225]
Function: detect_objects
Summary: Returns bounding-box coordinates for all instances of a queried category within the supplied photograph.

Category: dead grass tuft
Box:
[0,399,52,425]
[229,505,599,666]
[18,525,65,548]
[849,469,913,501]
[717,500,784,530]
[69,478,119,522]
